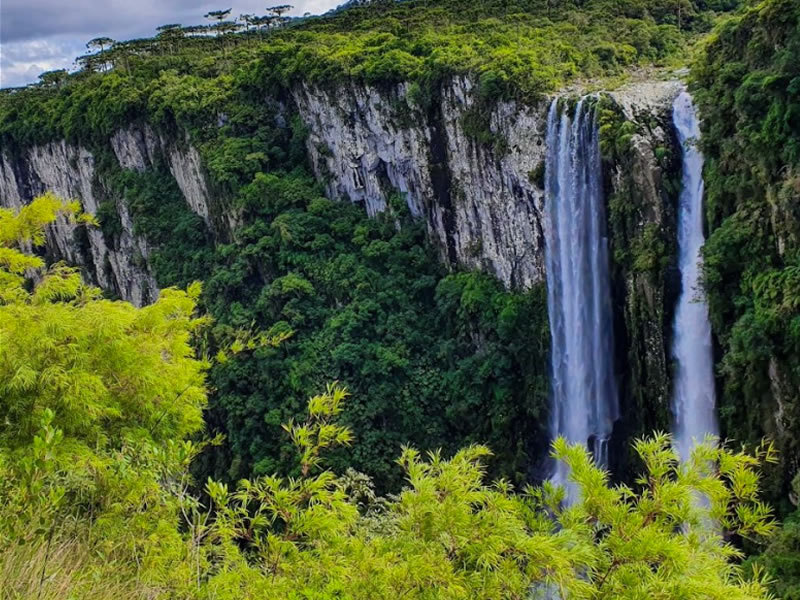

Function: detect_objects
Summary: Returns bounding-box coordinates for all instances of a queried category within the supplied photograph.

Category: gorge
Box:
[0,77,684,487]
[0,74,726,488]
[2,0,799,595]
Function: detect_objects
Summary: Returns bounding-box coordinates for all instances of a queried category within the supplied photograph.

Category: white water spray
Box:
[544,98,618,499]
[671,90,718,461]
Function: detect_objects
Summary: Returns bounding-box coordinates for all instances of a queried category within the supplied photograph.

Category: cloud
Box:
[0,37,86,87]
[0,0,343,87]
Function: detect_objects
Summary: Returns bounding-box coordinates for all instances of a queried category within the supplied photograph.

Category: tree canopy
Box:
[0,193,780,599]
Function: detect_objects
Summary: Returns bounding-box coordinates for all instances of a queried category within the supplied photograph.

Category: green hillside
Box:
[2,0,800,597]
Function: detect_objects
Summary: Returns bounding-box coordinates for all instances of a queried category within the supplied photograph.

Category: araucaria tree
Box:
[204,8,232,23]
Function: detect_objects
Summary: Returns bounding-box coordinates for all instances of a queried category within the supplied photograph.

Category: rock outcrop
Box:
[600,81,683,473]
[110,124,215,226]
[0,125,216,305]
[294,77,549,288]
[0,140,159,305]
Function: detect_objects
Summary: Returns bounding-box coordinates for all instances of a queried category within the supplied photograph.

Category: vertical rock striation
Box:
[0,141,159,306]
[294,77,549,288]
[0,125,217,305]
[600,81,683,475]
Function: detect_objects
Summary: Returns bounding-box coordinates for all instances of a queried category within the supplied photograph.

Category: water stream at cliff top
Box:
[544,97,618,500]
[670,90,718,460]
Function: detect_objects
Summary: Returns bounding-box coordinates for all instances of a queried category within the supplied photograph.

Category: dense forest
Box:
[0,0,743,492]
[0,195,780,597]
[1,0,799,597]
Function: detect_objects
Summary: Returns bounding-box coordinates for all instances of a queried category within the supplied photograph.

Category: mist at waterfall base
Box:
[670,91,718,461]
[544,97,618,501]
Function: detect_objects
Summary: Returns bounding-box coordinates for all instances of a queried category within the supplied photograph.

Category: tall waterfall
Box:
[544,97,618,494]
[671,91,718,461]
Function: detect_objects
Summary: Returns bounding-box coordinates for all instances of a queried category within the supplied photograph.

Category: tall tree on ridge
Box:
[205,8,232,36]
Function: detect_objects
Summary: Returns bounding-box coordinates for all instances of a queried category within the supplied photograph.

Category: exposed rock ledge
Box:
[294,77,682,289]
[0,125,216,305]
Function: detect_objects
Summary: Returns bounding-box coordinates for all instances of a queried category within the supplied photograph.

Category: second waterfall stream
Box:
[544,97,618,500]
[670,90,718,460]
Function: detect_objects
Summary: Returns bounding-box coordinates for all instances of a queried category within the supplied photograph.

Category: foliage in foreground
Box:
[0,196,780,598]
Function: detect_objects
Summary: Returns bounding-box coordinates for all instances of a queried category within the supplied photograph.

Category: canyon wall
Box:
[0,124,216,305]
[0,78,679,297]
[0,79,682,460]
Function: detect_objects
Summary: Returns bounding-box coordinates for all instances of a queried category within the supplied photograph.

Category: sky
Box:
[0,0,343,88]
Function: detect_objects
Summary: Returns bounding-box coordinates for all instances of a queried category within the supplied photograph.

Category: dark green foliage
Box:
[107,167,214,287]
[95,198,123,241]
[461,104,509,154]
[691,0,800,503]
[199,172,550,490]
[529,160,546,189]
[751,508,800,598]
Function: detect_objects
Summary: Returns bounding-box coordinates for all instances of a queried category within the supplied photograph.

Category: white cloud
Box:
[0,37,86,88]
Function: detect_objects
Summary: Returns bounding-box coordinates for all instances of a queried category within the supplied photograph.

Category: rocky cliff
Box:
[296,78,683,459]
[0,78,678,294]
[295,77,681,293]
[294,76,550,288]
[0,124,218,305]
[0,78,682,456]
[0,140,159,305]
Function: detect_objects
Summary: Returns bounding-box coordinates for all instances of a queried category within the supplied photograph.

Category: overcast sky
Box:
[0,0,343,88]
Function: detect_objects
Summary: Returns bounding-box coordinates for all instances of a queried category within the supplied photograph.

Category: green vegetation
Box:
[0,0,741,149]
[80,102,551,491]
[691,0,800,588]
[692,0,800,497]
[0,204,780,597]
[0,0,575,492]
[0,195,210,596]
[197,172,550,490]
[752,476,800,598]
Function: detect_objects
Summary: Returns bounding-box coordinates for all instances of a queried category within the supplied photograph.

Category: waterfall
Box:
[544,97,618,497]
[671,90,718,461]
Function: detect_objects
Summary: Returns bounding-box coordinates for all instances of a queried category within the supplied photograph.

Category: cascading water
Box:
[671,90,718,461]
[544,97,618,497]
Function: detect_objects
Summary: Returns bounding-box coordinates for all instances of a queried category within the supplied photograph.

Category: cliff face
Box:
[0,78,678,297]
[0,140,158,305]
[0,79,682,463]
[294,77,550,288]
[296,78,682,460]
[0,124,217,305]
[295,78,681,293]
